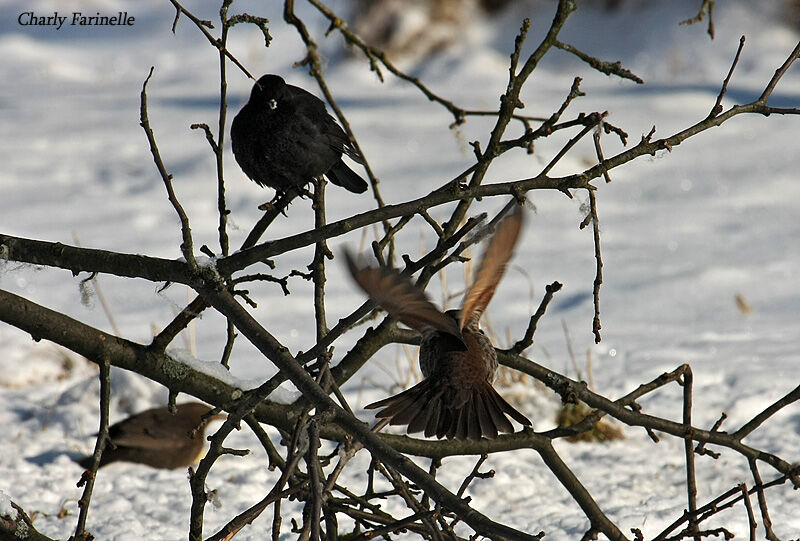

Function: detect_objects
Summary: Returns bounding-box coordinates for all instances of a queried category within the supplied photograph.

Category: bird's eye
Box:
[268,98,278,110]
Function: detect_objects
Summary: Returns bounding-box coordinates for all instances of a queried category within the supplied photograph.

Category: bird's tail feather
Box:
[366,379,531,440]
[327,161,368,193]
[76,450,115,470]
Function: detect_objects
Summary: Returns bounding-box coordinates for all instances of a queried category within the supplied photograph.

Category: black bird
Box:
[231,74,368,198]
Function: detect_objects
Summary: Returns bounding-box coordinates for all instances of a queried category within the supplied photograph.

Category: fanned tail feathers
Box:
[366,380,531,440]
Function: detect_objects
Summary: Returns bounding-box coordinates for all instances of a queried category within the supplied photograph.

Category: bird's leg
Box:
[257,189,294,213]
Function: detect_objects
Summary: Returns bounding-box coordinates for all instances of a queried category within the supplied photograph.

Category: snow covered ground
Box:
[1,0,799,539]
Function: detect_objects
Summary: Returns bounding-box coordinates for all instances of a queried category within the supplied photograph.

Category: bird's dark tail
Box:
[326,160,368,193]
[76,451,114,470]
[366,379,531,440]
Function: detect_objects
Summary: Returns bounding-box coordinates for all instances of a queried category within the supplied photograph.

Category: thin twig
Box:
[509,281,563,353]
[733,384,800,440]
[150,296,209,352]
[311,178,330,351]
[748,459,779,541]
[739,483,757,541]
[592,119,612,184]
[72,358,111,540]
[758,39,800,104]
[694,412,726,459]
[457,455,492,498]
[680,0,716,39]
[306,419,323,541]
[553,40,644,83]
[681,368,699,540]
[204,485,306,541]
[167,0,256,80]
[585,188,603,343]
[140,67,197,269]
[708,36,745,118]
[540,115,603,178]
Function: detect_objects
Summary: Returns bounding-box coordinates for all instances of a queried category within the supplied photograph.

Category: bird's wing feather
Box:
[286,83,328,116]
[344,250,462,340]
[287,83,364,165]
[323,116,364,163]
[460,204,524,330]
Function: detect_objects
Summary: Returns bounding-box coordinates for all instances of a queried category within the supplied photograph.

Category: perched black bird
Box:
[231,74,368,198]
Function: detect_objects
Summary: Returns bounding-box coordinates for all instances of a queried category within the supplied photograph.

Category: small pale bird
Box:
[346,205,532,440]
[77,402,218,469]
[230,74,368,199]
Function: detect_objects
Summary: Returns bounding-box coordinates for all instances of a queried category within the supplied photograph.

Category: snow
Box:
[0,490,16,520]
[1,0,799,539]
[166,348,301,404]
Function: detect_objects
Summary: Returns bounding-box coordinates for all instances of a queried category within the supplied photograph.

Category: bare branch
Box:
[509,281,563,353]
[73,357,111,540]
[553,40,644,83]
[584,187,603,344]
[167,0,257,80]
[709,35,746,118]
[680,0,716,39]
[0,501,57,541]
[140,67,197,268]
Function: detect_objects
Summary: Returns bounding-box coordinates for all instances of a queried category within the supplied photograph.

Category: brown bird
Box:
[345,204,532,440]
[77,402,219,469]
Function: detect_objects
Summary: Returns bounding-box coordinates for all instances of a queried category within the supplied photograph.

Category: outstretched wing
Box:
[344,250,462,341]
[460,204,524,330]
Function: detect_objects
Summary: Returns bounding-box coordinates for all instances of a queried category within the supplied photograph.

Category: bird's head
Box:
[249,74,288,110]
